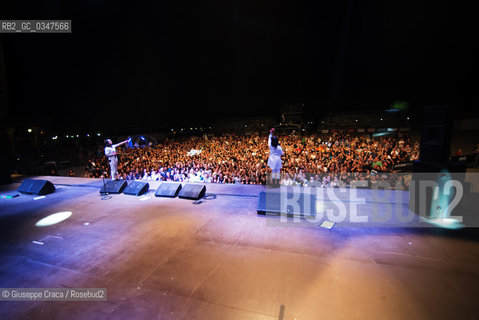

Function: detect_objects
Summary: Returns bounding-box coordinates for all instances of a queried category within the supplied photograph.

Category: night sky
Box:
[0,0,477,131]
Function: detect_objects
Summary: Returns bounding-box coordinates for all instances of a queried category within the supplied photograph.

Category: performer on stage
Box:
[267,128,284,185]
[104,138,129,180]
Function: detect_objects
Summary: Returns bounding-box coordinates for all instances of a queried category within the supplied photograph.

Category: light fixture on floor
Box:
[319,220,335,230]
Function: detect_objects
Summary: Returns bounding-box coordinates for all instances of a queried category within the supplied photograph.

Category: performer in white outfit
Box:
[104,138,129,180]
[267,128,284,185]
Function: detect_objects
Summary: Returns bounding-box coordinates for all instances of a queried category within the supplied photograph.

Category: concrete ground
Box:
[0,176,479,320]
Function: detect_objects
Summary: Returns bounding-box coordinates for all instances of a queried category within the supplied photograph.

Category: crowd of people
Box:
[83,132,419,189]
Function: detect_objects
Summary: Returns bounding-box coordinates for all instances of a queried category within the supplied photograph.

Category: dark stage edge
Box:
[0,176,479,320]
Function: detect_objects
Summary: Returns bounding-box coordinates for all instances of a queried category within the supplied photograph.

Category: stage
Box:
[1,176,479,319]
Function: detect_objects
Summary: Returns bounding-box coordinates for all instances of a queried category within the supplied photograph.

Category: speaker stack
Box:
[410,106,468,221]
[418,105,452,167]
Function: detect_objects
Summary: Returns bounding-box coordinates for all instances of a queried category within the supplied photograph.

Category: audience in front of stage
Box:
[84,132,419,188]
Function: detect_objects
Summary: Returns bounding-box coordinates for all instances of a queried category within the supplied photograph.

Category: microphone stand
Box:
[100,172,112,200]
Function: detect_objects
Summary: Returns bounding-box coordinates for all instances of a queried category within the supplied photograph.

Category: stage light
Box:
[27,128,32,133]
[372,132,392,137]
[35,211,72,227]
[420,169,464,229]
[407,117,410,120]
[86,134,90,137]
[97,133,101,136]
[380,118,383,121]
[423,217,463,229]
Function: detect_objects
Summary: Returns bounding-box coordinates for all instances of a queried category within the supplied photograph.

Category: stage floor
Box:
[1,176,479,319]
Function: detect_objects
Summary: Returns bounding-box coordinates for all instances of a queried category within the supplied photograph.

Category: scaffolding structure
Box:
[279,104,303,130]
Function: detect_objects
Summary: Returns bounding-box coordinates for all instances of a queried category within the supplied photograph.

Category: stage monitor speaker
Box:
[257,191,317,216]
[419,106,452,165]
[155,183,182,197]
[124,181,149,196]
[178,184,206,200]
[17,179,55,195]
[100,180,127,194]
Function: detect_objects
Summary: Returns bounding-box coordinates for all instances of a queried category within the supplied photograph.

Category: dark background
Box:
[0,0,477,131]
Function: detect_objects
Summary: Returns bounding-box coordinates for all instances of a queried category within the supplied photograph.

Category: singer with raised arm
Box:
[104,138,129,180]
[267,128,284,186]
